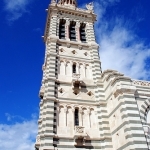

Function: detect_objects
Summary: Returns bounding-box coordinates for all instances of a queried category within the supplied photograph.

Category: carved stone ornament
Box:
[113,89,133,98]
[86,2,94,12]
[67,43,71,48]
[78,45,82,50]
[51,0,56,4]
[132,80,150,87]
[75,126,84,133]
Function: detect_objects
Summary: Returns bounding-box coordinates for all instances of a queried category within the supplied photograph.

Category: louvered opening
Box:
[59,19,66,39]
[80,23,86,43]
[69,21,76,41]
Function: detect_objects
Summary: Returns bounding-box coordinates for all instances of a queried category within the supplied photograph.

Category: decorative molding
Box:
[101,69,118,78]
[132,80,150,87]
[75,126,85,134]
[111,76,131,86]
[113,88,135,98]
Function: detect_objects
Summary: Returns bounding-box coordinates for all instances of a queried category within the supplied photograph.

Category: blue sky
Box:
[0,0,150,149]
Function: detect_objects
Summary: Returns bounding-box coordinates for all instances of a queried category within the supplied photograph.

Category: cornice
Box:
[57,38,90,47]
[111,76,131,86]
[45,35,99,50]
[101,69,118,78]
[39,133,112,141]
[113,88,136,98]
[132,79,150,87]
[44,77,96,87]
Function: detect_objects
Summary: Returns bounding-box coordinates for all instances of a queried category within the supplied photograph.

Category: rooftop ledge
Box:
[49,3,96,16]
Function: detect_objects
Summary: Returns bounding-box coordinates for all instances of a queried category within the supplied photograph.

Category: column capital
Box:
[72,108,75,112]
[64,106,67,113]
[76,62,79,66]
[76,22,80,28]
[66,19,70,26]
[79,108,83,114]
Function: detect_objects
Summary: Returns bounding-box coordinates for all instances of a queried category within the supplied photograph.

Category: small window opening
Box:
[59,19,66,39]
[80,23,86,43]
[69,21,76,41]
[75,109,79,126]
[73,64,76,73]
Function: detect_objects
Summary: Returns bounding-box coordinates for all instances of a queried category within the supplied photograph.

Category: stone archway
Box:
[140,98,150,124]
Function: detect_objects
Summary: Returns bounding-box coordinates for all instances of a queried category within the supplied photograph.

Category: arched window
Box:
[73,63,76,73]
[67,107,73,126]
[66,62,71,75]
[69,21,76,41]
[79,64,85,77]
[59,19,66,39]
[59,106,65,126]
[82,108,89,127]
[90,109,95,128]
[85,64,91,78]
[80,23,86,43]
[75,108,79,126]
[60,61,65,75]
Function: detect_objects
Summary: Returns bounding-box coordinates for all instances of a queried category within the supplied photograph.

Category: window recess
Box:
[80,23,86,43]
[69,21,76,41]
[59,19,66,39]
[75,108,79,126]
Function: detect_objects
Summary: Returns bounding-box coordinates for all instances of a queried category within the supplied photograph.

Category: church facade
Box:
[35,0,150,149]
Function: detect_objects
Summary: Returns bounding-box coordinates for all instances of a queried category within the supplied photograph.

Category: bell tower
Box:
[35,0,108,150]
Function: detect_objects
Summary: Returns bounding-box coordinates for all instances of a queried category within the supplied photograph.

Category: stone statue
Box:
[86,2,94,12]
[51,0,56,4]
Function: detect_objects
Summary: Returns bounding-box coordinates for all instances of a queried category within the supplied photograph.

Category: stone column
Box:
[65,20,70,41]
[87,109,90,128]
[64,106,67,126]
[76,63,79,74]
[75,22,81,42]
[83,64,86,78]
[70,61,73,76]
[79,108,83,126]
[72,108,75,127]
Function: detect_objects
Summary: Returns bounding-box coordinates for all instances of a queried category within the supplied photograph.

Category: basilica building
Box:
[35,0,150,149]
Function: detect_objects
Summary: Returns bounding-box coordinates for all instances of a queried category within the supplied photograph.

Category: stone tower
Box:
[35,0,150,150]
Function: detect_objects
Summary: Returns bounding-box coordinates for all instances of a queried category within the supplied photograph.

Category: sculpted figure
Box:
[86,2,94,12]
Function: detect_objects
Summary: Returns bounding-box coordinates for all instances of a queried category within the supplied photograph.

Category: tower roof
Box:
[58,0,77,7]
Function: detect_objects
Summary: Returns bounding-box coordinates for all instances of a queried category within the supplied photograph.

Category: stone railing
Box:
[74,126,85,134]
[132,80,150,87]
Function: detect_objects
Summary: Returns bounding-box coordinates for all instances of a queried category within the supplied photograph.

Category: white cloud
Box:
[3,0,32,22]
[94,0,150,80]
[0,117,37,150]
